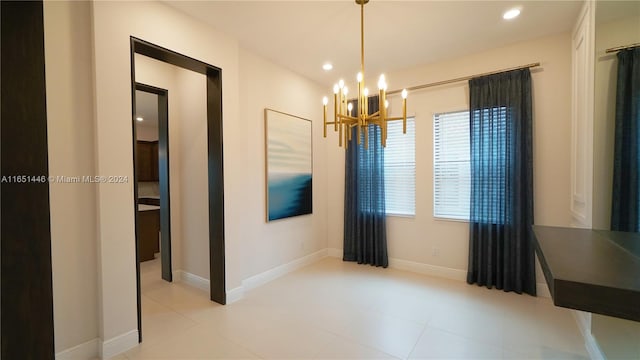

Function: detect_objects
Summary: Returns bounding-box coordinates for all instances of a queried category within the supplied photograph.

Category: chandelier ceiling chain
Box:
[322,0,408,149]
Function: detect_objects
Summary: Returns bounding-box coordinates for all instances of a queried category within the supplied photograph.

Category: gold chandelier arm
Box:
[323,105,327,137]
[364,111,380,119]
[364,125,369,150]
[360,0,365,78]
[337,114,358,122]
[334,93,338,131]
[403,97,407,133]
[339,118,343,147]
[382,120,387,147]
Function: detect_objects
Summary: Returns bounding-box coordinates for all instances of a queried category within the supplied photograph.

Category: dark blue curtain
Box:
[467,69,535,295]
[611,48,640,232]
[343,96,388,267]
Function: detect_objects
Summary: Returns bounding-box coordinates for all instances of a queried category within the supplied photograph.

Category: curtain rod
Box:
[387,62,540,95]
[605,43,640,54]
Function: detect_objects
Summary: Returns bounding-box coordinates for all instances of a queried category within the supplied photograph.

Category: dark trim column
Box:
[1,1,55,358]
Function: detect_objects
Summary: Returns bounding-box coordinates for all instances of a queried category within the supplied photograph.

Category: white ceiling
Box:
[135,90,159,129]
[165,0,584,87]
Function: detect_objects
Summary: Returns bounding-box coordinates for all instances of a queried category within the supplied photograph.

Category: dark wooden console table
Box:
[533,226,640,322]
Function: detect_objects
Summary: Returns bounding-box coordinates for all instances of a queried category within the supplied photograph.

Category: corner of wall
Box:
[571,311,605,360]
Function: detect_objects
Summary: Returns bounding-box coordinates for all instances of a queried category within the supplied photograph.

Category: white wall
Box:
[43,0,99,353]
[91,0,242,343]
[174,66,210,279]
[42,0,327,353]
[592,14,640,229]
[327,32,573,278]
[592,314,640,359]
[238,48,326,282]
[43,0,328,355]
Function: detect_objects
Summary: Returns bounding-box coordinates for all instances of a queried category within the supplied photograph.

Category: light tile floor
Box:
[118,257,588,359]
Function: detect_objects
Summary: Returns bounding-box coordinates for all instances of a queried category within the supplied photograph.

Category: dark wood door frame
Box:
[1,1,55,358]
[130,37,226,343]
[133,83,172,283]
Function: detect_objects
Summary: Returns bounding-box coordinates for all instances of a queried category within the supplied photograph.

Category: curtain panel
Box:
[611,48,640,232]
[343,96,389,267]
[467,68,536,295]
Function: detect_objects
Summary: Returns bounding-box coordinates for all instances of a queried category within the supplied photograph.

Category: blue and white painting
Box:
[266,109,312,221]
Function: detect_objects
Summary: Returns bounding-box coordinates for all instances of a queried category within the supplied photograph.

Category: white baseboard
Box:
[388,257,467,281]
[224,249,328,304]
[242,249,328,291]
[329,247,551,298]
[327,247,342,258]
[174,251,327,304]
[174,270,210,292]
[573,310,591,338]
[226,285,244,304]
[100,329,138,359]
[571,310,604,360]
[584,331,605,360]
[536,282,551,298]
[55,338,99,360]
[329,247,466,282]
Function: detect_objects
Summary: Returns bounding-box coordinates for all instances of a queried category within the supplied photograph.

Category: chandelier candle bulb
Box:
[378,74,386,90]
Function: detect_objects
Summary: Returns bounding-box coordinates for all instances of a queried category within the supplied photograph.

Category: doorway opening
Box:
[134,84,172,286]
[130,37,226,343]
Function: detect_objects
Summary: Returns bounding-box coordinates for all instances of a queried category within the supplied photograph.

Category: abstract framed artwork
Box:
[265,108,313,221]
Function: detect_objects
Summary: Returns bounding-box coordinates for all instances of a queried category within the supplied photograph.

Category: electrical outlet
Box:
[431,247,440,257]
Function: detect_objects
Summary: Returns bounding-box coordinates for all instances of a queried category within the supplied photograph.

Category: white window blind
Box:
[433,111,470,220]
[384,117,415,216]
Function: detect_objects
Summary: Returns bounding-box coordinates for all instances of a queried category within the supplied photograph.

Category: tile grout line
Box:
[405,322,429,360]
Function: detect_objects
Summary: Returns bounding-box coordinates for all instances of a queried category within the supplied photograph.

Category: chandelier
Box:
[322,0,408,149]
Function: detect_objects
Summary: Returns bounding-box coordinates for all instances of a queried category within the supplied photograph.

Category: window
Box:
[384,117,415,216]
[433,111,470,220]
[469,106,508,224]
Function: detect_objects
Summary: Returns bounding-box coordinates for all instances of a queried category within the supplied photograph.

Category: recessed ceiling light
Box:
[322,63,333,71]
[503,8,521,20]
[136,117,144,122]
